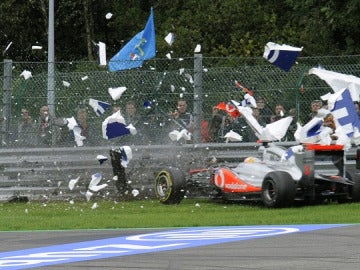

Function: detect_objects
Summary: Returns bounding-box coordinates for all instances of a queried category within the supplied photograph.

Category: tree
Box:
[1,0,360,62]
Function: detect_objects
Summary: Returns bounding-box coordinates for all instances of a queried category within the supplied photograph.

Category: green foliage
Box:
[1,199,360,231]
[1,0,360,62]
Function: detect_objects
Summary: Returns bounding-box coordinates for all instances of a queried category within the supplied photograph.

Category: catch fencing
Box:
[1,54,360,147]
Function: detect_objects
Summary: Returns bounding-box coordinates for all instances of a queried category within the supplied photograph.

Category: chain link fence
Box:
[1,55,360,147]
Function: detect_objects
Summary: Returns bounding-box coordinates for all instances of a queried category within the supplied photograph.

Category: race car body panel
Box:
[213,167,262,193]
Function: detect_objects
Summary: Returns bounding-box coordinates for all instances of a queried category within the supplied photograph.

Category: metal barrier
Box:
[0,142,357,202]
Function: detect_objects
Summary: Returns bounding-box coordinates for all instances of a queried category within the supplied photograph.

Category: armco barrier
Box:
[0,142,357,202]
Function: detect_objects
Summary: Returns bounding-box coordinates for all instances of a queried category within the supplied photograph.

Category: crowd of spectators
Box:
[7,95,349,148]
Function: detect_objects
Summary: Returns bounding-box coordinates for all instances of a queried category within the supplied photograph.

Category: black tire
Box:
[348,170,360,202]
[155,167,186,204]
[261,171,296,208]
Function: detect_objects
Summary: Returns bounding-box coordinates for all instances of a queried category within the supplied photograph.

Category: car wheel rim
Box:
[156,174,171,198]
[264,180,276,201]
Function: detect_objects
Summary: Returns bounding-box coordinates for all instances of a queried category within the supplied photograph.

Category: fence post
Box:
[193,54,203,143]
[2,59,12,146]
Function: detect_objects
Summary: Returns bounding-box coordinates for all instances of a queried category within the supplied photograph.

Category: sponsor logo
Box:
[225,183,247,190]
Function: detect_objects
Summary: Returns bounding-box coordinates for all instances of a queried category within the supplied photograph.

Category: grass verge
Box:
[1,198,360,231]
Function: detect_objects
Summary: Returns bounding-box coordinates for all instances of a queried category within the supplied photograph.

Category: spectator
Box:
[354,101,360,118]
[218,115,243,142]
[17,108,36,146]
[38,105,56,146]
[209,106,244,142]
[240,108,266,142]
[252,108,267,127]
[75,108,97,146]
[303,99,323,124]
[209,107,224,142]
[272,103,286,122]
[141,112,169,145]
[256,97,273,124]
[37,105,68,146]
[112,106,121,114]
[200,112,211,143]
[287,108,297,141]
[169,99,194,131]
[124,100,141,125]
[269,114,277,123]
[123,100,150,145]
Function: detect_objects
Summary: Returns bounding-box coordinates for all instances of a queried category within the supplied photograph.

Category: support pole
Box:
[2,59,12,146]
[193,54,203,143]
[47,0,55,116]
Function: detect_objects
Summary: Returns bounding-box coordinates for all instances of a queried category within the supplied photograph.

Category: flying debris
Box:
[88,173,108,192]
[3,41,13,55]
[194,44,201,53]
[224,130,243,142]
[66,117,78,130]
[143,100,151,109]
[68,176,80,190]
[91,202,98,209]
[105,12,113,19]
[85,190,93,202]
[96,154,108,164]
[119,146,133,167]
[62,81,70,87]
[169,129,192,141]
[184,73,194,84]
[214,102,241,119]
[234,104,293,142]
[20,70,32,80]
[309,67,360,101]
[96,41,107,66]
[32,45,43,50]
[89,98,111,116]
[108,87,127,101]
[164,32,175,46]
[263,42,302,72]
[73,126,86,147]
[235,81,254,96]
[102,111,137,140]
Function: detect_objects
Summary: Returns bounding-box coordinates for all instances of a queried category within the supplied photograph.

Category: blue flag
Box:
[263,42,302,72]
[306,119,323,137]
[89,98,111,116]
[330,88,360,137]
[102,111,137,140]
[109,8,156,71]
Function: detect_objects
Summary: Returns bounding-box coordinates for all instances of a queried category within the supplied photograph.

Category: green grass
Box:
[1,198,360,231]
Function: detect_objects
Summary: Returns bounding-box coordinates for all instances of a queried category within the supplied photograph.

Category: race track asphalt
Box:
[0,225,359,270]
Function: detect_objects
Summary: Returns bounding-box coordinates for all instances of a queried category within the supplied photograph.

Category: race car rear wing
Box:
[304,144,344,151]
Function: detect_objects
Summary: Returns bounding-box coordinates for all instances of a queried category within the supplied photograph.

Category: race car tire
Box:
[155,167,186,204]
[348,170,360,202]
[261,171,296,208]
